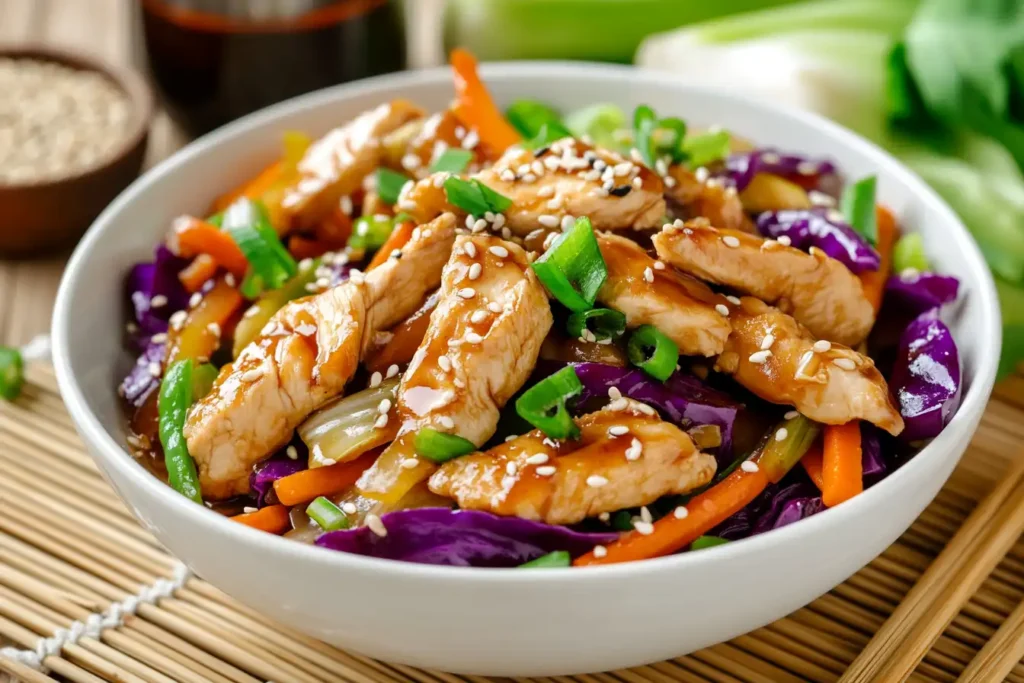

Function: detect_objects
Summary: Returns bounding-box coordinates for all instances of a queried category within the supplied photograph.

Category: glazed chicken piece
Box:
[356,234,553,504]
[281,99,423,230]
[381,109,483,179]
[429,400,717,525]
[665,165,755,233]
[596,232,731,357]
[714,297,903,435]
[398,138,666,236]
[184,214,457,499]
[653,219,875,347]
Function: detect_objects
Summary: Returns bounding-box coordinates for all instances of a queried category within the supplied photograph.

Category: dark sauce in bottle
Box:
[139,0,406,136]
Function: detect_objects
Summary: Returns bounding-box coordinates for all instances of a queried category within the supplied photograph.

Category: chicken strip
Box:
[281,99,423,230]
[184,213,457,499]
[397,138,666,236]
[429,400,716,525]
[381,109,484,179]
[714,297,903,435]
[356,234,553,504]
[596,232,731,357]
[665,165,755,233]
[653,219,875,346]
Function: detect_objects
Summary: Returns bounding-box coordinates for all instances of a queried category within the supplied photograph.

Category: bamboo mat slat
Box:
[2,365,1024,682]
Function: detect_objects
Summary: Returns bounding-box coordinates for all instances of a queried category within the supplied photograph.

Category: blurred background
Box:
[0,0,1021,377]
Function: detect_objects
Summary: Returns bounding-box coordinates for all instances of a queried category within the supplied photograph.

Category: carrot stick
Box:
[273,451,378,506]
[211,161,283,213]
[178,254,219,293]
[575,467,769,566]
[367,220,415,271]
[231,504,291,534]
[860,205,898,313]
[801,443,825,492]
[173,216,250,279]
[449,48,521,154]
[821,422,863,507]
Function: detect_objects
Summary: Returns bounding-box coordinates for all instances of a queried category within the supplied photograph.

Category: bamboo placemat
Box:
[1,363,1024,682]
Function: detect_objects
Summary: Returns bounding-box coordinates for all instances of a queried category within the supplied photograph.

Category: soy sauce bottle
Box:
[137,0,406,137]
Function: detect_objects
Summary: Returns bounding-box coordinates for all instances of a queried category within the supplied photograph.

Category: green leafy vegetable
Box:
[377,168,411,206]
[564,104,628,149]
[506,100,571,140]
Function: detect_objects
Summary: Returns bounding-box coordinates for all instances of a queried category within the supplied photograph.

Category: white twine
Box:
[0,563,191,672]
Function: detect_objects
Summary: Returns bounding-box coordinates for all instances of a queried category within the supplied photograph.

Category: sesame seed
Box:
[827,209,846,223]
[633,521,654,536]
[715,304,730,316]
[664,175,677,188]
[148,362,162,377]
[374,414,389,429]
[598,512,611,522]
[239,368,263,382]
[492,214,506,229]
[489,245,509,258]
[749,350,773,364]
[624,438,643,461]
[561,215,575,231]
[150,294,168,308]
[386,364,400,379]
[207,322,221,337]
[170,310,188,329]
[472,219,487,233]
[150,332,167,344]
[243,506,258,514]
[377,398,391,415]
[607,397,629,412]
[506,461,518,476]
[464,242,477,258]
[521,173,538,183]
[812,340,832,353]
[535,466,556,477]
[833,358,857,370]
[455,125,466,139]
[461,130,480,150]
[593,545,608,558]
[695,167,710,183]
[776,235,792,246]
[653,261,666,270]
[188,292,203,308]
[439,415,455,429]
[487,301,503,313]
[315,277,330,289]
[674,506,689,520]
[741,461,760,473]
[722,235,741,248]
[760,334,775,350]
[640,506,653,524]
[587,475,609,488]
[655,158,669,176]
[470,310,488,324]
[632,176,643,189]
[401,153,422,170]
[438,356,452,372]
[465,332,484,344]
[797,161,818,175]
[643,266,654,283]
[468,263,482,280]
[538,214,560,228]
[365,513,388,537]
[772,427,789,443]
[608,386,622,400]
[635,402,657,416]
[546,197,563,210]
[342,502,357,514]
[369,371,383,388]
[349,270,365,285]
[785,410,800,420]
[465,214,476,229]
[537,186,555,198]
[340,195,353,215]
[531,160,545,176]
[500,169,515,182]
[608,425,629,437]
[725,295,741,305]
[526,453,549,465]
[286,446,298,460]
[458,287,476,299]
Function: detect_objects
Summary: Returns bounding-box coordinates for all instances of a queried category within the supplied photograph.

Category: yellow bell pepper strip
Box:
[166,278,244,365]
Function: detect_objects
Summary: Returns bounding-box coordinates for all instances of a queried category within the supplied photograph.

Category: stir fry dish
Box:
[119,50,963,568]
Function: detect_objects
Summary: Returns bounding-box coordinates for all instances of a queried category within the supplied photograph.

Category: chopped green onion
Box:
[348,215,395,252]
[515,366,583,440]
[415,428,477,463]
[0,346,24,401]
[191,363,220,401]
[627,325,679,381]
[531,216,608,312]
[691,535,730,551]
[505,100,565,139]
[633,105,691,167]
[206,212,223,227]
[224,198,297,297]
[682,130,732,168]
[158,359,203,503]
[430,148,474,174]
[566,308,626,341]
[632,105,659,167]
[757,414,821,484]
[893,233,930,273]
[564,104,627,150]
[377,167,410,206]
[519,550,571,568]
[527,122,572,150]
[656,117,688,163]
[443,176,513,216]
[611,510,635,531]
[840,175,878,246]
[306,496,351,531]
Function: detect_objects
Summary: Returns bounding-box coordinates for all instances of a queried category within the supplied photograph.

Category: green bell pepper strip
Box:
[414,428,478,463]
[158,359,203,504]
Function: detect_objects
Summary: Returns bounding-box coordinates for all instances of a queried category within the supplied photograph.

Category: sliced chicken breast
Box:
[714,297,904,435]
[653,219,876,346]
[665,165,755,233]
[184,213,457,499]
[429,400,717,525]
[282,100,423,230]
[382,109,484,179]
[596,232,731,357]
[356,234,553,504]
[398,138,666,236]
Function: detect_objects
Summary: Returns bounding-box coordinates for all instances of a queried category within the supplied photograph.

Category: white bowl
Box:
[52,63,1000,676]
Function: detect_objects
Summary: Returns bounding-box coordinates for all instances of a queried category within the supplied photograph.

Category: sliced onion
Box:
[299,377,400,468]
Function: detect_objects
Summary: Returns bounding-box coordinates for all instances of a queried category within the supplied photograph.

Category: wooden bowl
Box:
[0,46,154,257]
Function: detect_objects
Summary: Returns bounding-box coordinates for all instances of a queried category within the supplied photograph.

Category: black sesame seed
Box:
[610,185,632,197]
[534,146,551,158]
[390,249,403,260]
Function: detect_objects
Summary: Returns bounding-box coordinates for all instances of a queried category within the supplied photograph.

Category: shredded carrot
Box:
[801,443,825,492]
[178,254,219,293]
[211,161,283,213]
[367,220,415,272]
[449,48,521,155]
[822,422,863,507]
[575,467,769,566]
[273,451,379,506]
[231,504,291,534]
[173,216,249,279]
[366,293,437,373]
[860,206,898,313]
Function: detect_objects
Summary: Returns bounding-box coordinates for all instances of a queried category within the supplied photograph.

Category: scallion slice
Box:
[682,130,731,168]
[307,496,351,531]
[515,366,583,440]
[348,215,395,252]
[518,550,571,568]
[563,104,627,150]
[892,233,930,273]
[691,535,730,551]
[223,198,297,296]
[531,216,608,312]
[527,122,572,151]
[505,100,565,139]
[377,167,411,206]
[627,325,679,381]
[430,148,474,174]
[757,414,821,484]
[566,308,626,341]
[840,175,878,246]
[415,428,477,463]
[0,346,24,401]
[443,176,513,216]
[656,116,687,163]
[632,105,658,167]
